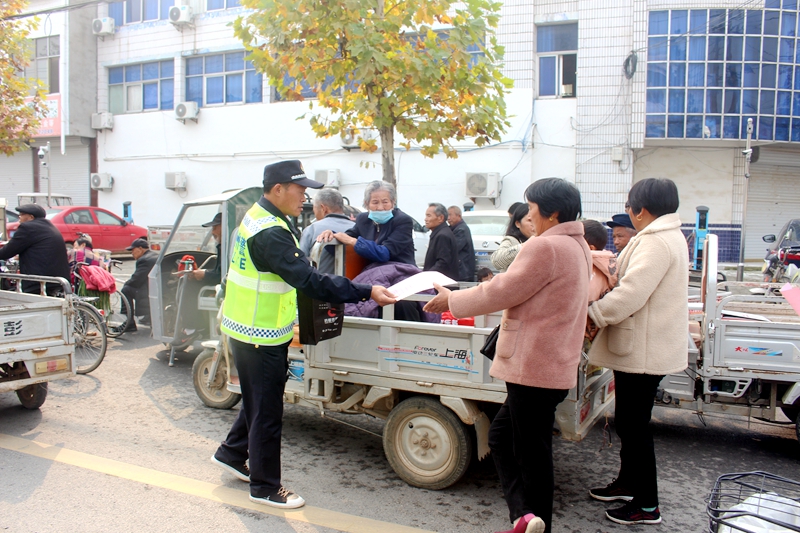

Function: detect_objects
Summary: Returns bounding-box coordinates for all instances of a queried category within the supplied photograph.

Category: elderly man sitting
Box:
[299,189,354,274]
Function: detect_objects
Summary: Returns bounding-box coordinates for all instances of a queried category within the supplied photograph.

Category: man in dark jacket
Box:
[174,213,223,338]
[122,238,157,331]
[448,206,476,282]
[423,203,459,281]
[0,204,70,295]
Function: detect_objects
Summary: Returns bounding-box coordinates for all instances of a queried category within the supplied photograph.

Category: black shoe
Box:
[249,486,305,509]
[605,502,662,525]
[122,323,138,333]
[589,479,634,502]
[210,455,250,482]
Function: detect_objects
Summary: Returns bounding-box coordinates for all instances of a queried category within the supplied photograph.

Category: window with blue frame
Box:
[185,52,262,107]
[646,5,800,141]
[107,0,170,27]
[108,60,174,114]
[537,23,578,98]
[207,0,241,10]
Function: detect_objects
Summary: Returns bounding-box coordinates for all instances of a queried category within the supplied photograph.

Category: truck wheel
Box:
[192,348,241,409]
[16,382,48,409]
[383,396,472,490]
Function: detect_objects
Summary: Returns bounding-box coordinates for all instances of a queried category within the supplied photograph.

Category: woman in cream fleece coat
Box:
[425,178,591,533]
[587,178,688,526]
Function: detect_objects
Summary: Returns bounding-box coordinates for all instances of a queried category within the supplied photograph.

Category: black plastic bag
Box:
[297,292,344,345]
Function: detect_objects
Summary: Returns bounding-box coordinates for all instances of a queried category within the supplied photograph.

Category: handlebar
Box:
[0,273,72,295]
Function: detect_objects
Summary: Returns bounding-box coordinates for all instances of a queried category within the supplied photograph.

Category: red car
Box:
[6,206,147,253]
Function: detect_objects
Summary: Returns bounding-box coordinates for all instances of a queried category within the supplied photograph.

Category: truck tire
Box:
[16,382,48,409]
[383,396,472,490]
[192,348,241,409]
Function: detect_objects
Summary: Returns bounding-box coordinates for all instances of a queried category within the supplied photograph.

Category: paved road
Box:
[1,260,799,532]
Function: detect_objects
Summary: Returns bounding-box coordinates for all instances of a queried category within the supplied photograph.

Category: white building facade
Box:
[18,0,798,262]
[1,0,98,208]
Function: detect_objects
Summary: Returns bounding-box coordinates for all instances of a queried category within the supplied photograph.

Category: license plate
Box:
[476,251,489,256]
[35,358,69,374]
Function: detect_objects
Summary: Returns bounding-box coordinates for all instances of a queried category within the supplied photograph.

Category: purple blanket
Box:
[345,262,440,322]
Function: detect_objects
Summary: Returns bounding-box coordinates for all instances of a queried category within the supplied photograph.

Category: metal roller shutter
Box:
[747,150,800,260]
[0,150,34,205]
[46,138,90,206]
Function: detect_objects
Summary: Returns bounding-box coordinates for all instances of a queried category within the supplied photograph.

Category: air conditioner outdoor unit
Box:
[165,172,187,190]
[90,173,114,191]
[169,5,194,25]
[315,169,341,188]
[91,112,114,130]
[340,128,377,150]
[92,17,115,36]
[465,172,500,198]
[174,101,199,122]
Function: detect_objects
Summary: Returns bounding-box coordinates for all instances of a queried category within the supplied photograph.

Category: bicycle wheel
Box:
[105,290,131,338]
[72,301,108,374]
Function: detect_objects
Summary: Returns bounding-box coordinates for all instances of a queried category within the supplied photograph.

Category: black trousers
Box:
[215,338,290,497]
[121,285,150,321]
[613,371,665,509]
[489,382,568,533]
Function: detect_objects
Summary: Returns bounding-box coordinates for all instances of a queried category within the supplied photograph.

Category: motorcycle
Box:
[762,235,800,284]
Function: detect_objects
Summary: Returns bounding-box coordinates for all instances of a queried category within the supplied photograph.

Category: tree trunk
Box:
[380,126,395,187]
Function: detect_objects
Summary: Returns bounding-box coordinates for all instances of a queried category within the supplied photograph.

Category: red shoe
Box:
[495,513,545,533]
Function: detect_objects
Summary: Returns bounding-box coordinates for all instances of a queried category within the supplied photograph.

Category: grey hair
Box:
[363,180,397,208]
[313,188,344,212]
[447,205,462,217]
[429,203,448,220]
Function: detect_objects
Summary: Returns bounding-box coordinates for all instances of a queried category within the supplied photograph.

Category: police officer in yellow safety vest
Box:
[211,160,396,510]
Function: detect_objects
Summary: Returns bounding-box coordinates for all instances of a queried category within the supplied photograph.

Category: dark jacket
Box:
[124,250,158,294]
[423,223,459,281]
[0,218,70,294]
[203,242,222,285]
[450,220,476,282]
[345,209,415,265]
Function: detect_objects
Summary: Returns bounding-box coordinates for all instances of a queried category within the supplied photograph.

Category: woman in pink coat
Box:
[425,178,591,533]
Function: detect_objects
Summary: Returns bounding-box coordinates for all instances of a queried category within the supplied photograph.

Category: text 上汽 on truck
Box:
[0,274,75,409]
[658,234,800,440]
[195,245,615,491]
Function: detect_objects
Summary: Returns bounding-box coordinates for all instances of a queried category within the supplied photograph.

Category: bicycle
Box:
[71,256,132,339]
[0,271,107,375]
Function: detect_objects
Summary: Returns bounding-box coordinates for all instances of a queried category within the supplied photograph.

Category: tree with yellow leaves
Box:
[0,0,44,156]
[235,0,512,186]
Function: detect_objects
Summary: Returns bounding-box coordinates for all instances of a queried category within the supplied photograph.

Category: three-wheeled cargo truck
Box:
[0,274,75,409]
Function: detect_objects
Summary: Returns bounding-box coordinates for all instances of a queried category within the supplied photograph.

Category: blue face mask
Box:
[368,210,394,224]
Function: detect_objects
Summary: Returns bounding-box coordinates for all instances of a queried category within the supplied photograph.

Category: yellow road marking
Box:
[0,433,435,533]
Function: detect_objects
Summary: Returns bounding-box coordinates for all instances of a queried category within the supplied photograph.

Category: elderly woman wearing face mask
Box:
[317,180,415,265]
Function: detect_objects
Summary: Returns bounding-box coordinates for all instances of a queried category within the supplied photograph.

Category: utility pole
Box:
[736,118,754,282]
[38,142,51,207]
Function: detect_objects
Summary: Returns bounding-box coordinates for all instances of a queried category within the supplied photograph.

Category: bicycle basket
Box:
[707,471,800,532]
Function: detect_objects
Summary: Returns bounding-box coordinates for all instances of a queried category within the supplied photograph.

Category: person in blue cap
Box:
[606,212,638,254]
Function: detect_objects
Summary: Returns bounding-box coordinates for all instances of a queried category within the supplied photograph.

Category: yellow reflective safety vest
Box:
[221,202,297,345]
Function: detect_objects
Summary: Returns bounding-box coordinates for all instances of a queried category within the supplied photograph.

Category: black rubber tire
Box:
[73,301,108,374]
[16,382,48,409]
[383,396,472,490]
[192,348,241,409]
[781,405,799,423]
[105,291,131,338]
